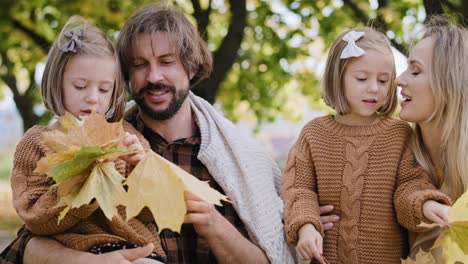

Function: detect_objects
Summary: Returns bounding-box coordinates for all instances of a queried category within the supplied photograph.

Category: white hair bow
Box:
[340,31,365,59]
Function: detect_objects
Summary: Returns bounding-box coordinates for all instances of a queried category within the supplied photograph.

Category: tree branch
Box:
[423,0,444,17]
[191,0,212,41]
[343,0,407,54]
[25,68,37,97]
[0,52,19,97]
[441,0,467,26]
[12,18,50,53]
[342,0,369,24]
[462,0,468,26]
[193,0,247,103]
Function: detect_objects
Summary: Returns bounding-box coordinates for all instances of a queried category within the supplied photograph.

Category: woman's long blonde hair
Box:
[413,19,468,201]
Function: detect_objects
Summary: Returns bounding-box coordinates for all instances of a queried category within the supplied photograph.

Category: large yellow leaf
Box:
[125,151,186,233]
[431,189,468,263]
[151,152,229,206]
[125,150,229,233]
[414,189,468,263]
[57,162,127,223]
[432,231,467,264]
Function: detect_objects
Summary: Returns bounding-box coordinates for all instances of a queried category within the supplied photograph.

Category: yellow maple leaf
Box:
[153,153,229,206]
[401,248,437,264]
[431,189,468,263]
[125,150,229,233]
[416,189,468,263]
[57,162,127,223]
[35,147,78,174]
[36,112,134,222]
[41,112,125,152]
[56,172,88,197]
[433,231,467,264]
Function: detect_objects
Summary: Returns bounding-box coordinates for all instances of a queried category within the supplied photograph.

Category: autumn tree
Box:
[1,0,466,132]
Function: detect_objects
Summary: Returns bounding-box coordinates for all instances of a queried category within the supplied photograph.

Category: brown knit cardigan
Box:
[281,115,451,264]
[11,121,165,258]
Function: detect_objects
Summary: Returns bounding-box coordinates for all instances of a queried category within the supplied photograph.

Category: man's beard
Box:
[132,83,190,120]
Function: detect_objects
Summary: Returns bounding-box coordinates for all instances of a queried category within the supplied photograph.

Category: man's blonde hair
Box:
[412,18,468,200]
[322,27,397,116]
[41,15,125,121]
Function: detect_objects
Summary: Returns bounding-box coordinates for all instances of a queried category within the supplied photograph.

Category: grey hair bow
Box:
[60,28,84,53]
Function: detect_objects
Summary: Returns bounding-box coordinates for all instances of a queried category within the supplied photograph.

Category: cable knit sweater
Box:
[10,121,166,259]
[281,115,451,264]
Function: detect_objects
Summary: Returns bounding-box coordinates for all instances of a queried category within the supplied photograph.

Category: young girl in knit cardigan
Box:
[10,16,165,263]
[281,27,451,264]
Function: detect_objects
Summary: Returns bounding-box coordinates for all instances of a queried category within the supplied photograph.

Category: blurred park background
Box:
[0,0,466,251]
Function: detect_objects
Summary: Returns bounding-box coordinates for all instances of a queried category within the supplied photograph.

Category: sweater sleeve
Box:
[11,127,98,235]
[281,131,322,244]
[393,139,451,232]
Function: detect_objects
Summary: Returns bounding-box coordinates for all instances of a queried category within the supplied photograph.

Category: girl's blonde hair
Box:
[412,19,468,201]
[41,16,125,121]
[322,27,397,116]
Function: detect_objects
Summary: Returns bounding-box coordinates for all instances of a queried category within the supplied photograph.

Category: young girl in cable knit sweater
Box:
[281,27,451,264]
[10,16,165,263]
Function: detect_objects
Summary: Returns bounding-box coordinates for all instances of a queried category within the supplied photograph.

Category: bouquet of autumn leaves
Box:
[35,112,228,233]
[401,189,468,264]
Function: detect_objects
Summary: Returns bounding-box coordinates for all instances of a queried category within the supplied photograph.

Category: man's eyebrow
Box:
[158,53,177,59]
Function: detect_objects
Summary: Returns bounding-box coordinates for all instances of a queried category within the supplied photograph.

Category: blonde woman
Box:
[396,19,468,258]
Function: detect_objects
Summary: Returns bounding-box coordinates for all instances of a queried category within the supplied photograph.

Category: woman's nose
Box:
[395,74,406,87]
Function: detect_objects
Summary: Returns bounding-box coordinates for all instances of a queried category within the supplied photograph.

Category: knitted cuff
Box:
[285,212,323,244]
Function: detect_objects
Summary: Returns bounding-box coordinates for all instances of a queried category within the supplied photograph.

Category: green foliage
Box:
[0,0,466,130]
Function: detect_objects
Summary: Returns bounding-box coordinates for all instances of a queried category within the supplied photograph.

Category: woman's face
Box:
[396,37,435,124]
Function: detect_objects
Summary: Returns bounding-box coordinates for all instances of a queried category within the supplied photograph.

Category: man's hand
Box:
[319,205,339,231]
[183,191,223,238]
[24,237,155,264]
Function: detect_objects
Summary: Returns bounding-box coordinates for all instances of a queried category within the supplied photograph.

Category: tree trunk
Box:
[14,93,40,132]
[192,0,247,104]
[461,0,468,26]
[423,0,444,21]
